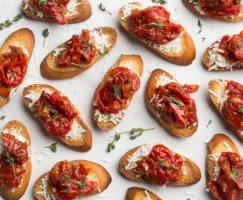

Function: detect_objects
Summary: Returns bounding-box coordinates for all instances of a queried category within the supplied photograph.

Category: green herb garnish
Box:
[112,85,121,99]
[0,14,23,31]
[201,37,206,42]
[238,108,243,114]
[147,22,164,29]
[2,151,14,164]
[230,169,238,180]
[152,0,167,4]
[198,20,202,34]
[167,97,184,107]
[42,29,49,47]
[62,189,70,194]
[71,63,84,68]
[0,115,5,121]
[206,120,212,128]
[39,0,46,3]
[77,181,86,189]
[98,3,112,15]
[60,175,70,183]
[45,143,57,153]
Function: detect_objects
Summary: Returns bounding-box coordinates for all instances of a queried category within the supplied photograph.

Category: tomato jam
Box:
[127,6,183,45]
[96,67,140,114]
[33,90,77,137]
[56,29,97,67]
[198,0,241,17]
[0,133,28,189]
[0,46,28,97]
[136,145,184,185]
[152,82,198,128]
[49,160,99,200]
[218,31,243,62]
[33,0,70,25]
[207,152,243,200]
[222,81,243,132]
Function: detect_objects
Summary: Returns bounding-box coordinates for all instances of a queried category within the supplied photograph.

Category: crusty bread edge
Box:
[126,187,162,200]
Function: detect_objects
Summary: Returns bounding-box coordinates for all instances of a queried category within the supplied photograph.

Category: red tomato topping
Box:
[33,90,77,137]
[96,67,140,114]
[136,145,184,185]
[49,160,99,200]
[0,46,28,97]
[222,81,243,132]
[33,0,70,25]
[0,133,28,189]
[207,152,243,200]
[199,0,241,17]
[153,82,198,128]
[127,6,183,45]
[56,29,97,67]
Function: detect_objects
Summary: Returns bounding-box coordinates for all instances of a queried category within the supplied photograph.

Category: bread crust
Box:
[119,146,201,187]
[21,0,92,24]
[40,27,117,79]
[208,79,243,141]
[118,2,196,66]
[92,54,143,131]
[0,120,32,200]
[23,84,92,152]
[206,134,240,182]
[145,69,198,138]
[126,187,162,200]
[0,28,35,108]
[33,160,112,200]
[183,0,243,22]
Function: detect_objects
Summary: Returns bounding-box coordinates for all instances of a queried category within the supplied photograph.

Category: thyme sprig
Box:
[98,3,112,15]
[0,14,23,31]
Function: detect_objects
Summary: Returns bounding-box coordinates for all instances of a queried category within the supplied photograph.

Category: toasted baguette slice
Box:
[145,69,198,138]
[119,146,201,186]
[40,27,117,79]
[0,120,31,200]
[92,54,143,131]
[0,28,35,108]
[33,160,111,200]
[208,79,243,141]
[118,2,196,66]
[207,134,240,182]
[183,0,243,22]
[23,84,92,152]
[126,187,162,200]
[22,0,92,24]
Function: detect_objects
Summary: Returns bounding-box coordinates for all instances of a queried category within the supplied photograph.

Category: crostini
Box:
[119,2,196,66]
[145,69,199,138]
[204,30,243,71]
[126,187,162,200]
[41,27,117,79]
[209,79,243,141]
[0,28,35,108]
[119,144,201,187]
[22,0,92,25]
[206,134,242,199]
[33,160,111,200]
[23,84,92,152]
[92,54,143,131]
[0,120,31,200]
[183,0,243,22]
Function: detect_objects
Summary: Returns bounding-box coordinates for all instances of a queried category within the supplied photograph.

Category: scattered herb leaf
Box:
[42,28,49,47]
[0,13,23,30]
[201,37,206,42]
[198,20,202,34]
[113,85,121,99]
[62,189,70,194]
[0,115,5,121]
[152,0,167,4]
[71,63,84,68]
[230,169,238,180]
[45,143,57,153]
[167,97,184,107]
[60,175,70,183]
[206,120,212,128]
[98,3,112,15]
[238,108,243,114]
[77,181,86,189]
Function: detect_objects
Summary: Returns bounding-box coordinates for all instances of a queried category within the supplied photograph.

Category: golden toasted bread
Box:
[145,69,198,138]
[23,84,92,152]
[0,28,35,108]
[208,79,243,141]
[22,0,92,24]
[126,187,162,200]
[92,54,143,131]
[0,120,31,200]
[118,2,196,66]
[183,0,243,22]
[40,27,117,79]
[119,145,201,186]
[207,134,240,182]
[33,160,111,200]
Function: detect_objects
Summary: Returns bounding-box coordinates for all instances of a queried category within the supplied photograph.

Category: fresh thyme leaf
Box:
[42,28,49,47]
[170,164,177,169]
[157,157,166,167]
[147,22,164,29]
[234,44,243,49]
[238,108,243,114]
[201,37,206,42]
[45,143,57,153]
[83,43,90,51]
[2,151,14,164]
[60,175,70,183]
[229,99,234,104]
[62,189,70,194]
[0,13,24,30]
[98,3,112,15]
[230,169,238,180]
[113,85,121,99]
[206,120,212,128]
[49,109,57,115]
[71,63,84,68]
[77,181,86,189]
[39,0,46,3]
[152,0,167,4]
[167,97,184,107]
[198,20,202,34]
[0,115,5,121]
[13,14,23,22]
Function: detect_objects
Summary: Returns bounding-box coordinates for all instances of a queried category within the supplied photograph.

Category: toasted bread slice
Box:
[119,146,201,186]
[40,27,117,79]
[33,160,111,200]
[118,2,196,66]
[0,28,35,108]
[0,120,31,200]
[126,187,162,200]
[208,79,243,141]
[183,0,243,22]
[145,69,198,138]
[23,84,92,152]
[207,134,240,182]
[22,0,92,24]
[92,54,143,131]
